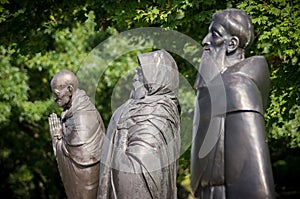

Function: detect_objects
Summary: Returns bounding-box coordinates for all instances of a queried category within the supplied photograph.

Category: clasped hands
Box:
[48,113,62,140]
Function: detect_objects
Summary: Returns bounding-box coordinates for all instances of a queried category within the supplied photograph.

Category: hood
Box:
[137,49,179,98]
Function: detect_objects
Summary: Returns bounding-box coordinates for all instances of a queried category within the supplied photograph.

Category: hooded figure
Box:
[97,50,181,199]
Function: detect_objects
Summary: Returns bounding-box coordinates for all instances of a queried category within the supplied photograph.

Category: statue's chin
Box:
[56,101,65,107]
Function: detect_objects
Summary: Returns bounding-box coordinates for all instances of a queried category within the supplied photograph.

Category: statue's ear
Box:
[227,36,239,54]
[67,85,74,94]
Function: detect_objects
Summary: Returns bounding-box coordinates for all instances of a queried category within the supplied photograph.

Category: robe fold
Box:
[191,56,275,198]
[98,50,181,199]
[53,89,105,199]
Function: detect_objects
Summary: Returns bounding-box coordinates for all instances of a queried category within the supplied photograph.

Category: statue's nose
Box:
[202,33,211,47]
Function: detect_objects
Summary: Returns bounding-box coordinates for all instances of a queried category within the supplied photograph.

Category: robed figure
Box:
[191,9,275,198]
[49,69,105,198]
[97,50,181,199]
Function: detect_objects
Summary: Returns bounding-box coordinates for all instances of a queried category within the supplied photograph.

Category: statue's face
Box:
[132,65,147,99]
[201,21,232,71]
[51,83,72,107]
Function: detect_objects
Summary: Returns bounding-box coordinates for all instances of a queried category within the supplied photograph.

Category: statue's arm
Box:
[114,123,166,172]
[48,113,62,156]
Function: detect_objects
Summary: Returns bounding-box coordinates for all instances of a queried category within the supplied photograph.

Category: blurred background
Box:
[0,0,299,198]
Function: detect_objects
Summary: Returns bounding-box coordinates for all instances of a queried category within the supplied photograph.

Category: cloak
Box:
[97,50,181,199]
[191,56,275,198]
[54,89,105,198]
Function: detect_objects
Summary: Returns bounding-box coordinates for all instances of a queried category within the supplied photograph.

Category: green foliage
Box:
[0,8,107,198]
[238,1,300,196]
[238,0,300,155]
[269,104,300,148]
[0,46,28,126]
[0,0,299,198]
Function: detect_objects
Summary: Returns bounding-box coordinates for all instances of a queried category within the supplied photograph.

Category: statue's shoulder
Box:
[224,56,270,111]
[243,55,268,71]
[229,56,268,74]
[110,99,132,122]
[226,56,269,85]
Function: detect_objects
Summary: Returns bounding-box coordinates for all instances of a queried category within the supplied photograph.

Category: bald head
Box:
[50,70,79,107]
[51,69,79,91]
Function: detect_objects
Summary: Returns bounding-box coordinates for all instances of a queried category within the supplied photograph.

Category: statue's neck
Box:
[223,48,245,70]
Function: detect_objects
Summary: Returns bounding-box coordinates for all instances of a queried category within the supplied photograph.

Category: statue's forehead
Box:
[209,21,229,36]
[50,77,66,90]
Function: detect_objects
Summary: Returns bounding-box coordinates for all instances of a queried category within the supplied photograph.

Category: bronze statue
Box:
[191,8,275,198]
[97,50,181,199]
[48,69,105,198]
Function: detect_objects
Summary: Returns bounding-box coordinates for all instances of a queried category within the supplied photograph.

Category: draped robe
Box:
[97,50,181,199]
[191,56,275,198]
[53,89,105,198]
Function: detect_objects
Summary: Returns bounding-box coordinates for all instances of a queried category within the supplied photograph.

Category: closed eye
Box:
[53,89,60,96]
[212,30,221,38]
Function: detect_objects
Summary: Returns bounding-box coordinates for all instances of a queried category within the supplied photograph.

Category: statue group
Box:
[49,8,275,199]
